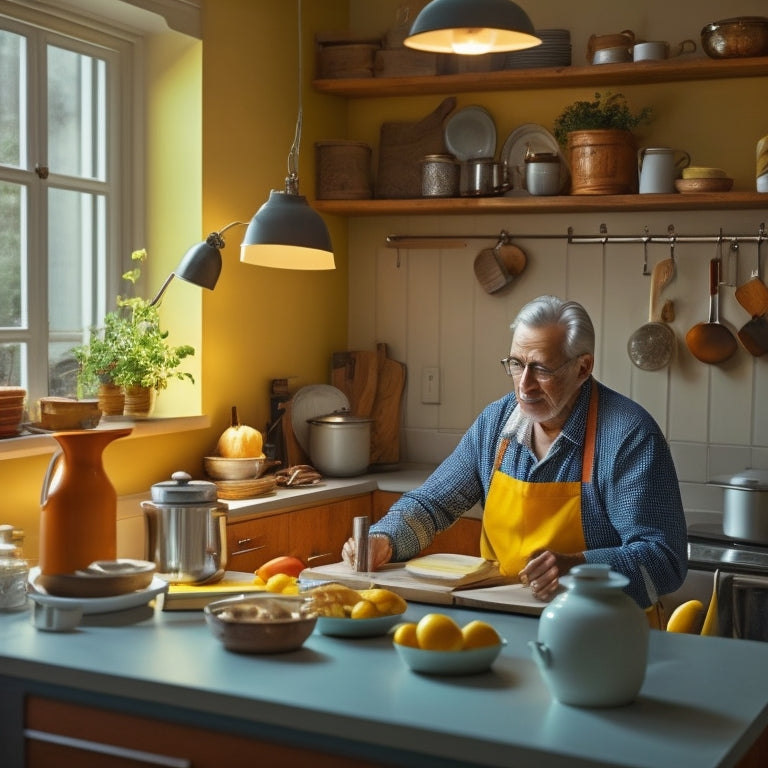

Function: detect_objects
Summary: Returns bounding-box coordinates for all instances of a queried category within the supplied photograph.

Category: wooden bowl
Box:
[36,559,156,598]
[675,177,733,194]
[39,397,101,430]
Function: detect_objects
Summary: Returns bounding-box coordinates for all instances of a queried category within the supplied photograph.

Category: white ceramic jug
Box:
[529,563,649,707]
[638,147,690,193]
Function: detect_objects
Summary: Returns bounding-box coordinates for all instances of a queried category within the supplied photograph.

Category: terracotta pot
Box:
[123,385,155,418]
[567,129,638,195]
[97,382,125,416]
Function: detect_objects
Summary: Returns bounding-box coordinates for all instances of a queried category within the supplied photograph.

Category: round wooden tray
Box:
[214,476,277,500]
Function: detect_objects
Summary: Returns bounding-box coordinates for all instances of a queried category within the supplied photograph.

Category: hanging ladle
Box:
[627,257,676,370]
[685,256,738,364]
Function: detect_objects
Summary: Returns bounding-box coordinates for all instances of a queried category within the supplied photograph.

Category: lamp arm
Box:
[149,272,176,307]
[285,0,303,196]
[208,221,247,249]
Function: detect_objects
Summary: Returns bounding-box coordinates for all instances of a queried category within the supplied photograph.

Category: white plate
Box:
[405,554,495,582]
[290,385,350,454]
[444,105,497,161]
[500,122,570,194]
[28,568,168,614]
[394,640,506,675]
[316,613,404,638]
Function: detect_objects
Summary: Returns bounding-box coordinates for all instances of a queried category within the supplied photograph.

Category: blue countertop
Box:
[1,597,767,767]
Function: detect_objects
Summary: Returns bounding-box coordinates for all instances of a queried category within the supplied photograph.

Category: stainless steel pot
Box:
[711,469,768,545]
[142,471,228,584]
[307,411,373,477]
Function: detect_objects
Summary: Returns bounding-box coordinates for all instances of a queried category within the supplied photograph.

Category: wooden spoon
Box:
[685,258,738,364]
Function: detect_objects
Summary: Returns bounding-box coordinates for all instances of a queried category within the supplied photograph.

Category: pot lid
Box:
[710,468,768,490]
[308,410,375,425]
[150,471,218,503]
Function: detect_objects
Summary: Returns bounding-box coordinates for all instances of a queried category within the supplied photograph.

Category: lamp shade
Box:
[240,190,335,270]
[404,0,540,55]
[174,238,223,290]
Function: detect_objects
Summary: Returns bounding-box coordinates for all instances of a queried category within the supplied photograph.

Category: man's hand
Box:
[518,550,585,601]
[341,534,393,571]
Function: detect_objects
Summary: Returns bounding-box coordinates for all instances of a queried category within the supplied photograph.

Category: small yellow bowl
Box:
[682,166,727,179]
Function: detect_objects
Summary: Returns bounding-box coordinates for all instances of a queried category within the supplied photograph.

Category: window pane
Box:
[47,44,106,180]
[0,181,24,329]
[0,29,25,168]
[0,343,24,387]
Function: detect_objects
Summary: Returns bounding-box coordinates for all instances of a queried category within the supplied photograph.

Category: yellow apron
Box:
[480,381,598,577]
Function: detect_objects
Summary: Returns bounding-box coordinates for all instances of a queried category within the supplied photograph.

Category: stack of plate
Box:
[0,386,25,438]
[503,29,571,69]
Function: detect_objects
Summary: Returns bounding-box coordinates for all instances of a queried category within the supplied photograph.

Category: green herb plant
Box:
[553,91,653,146]
[73,249,194,397]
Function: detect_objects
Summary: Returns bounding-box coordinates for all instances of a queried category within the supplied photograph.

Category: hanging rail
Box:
[384,222,766,248]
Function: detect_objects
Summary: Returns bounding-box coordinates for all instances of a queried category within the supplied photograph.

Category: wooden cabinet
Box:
[227,494,372,572]
[313,57,768,217]
[372,490,481,557]
[24,696,383,768]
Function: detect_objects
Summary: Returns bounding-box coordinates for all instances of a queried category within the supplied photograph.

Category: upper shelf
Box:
[314,193,768,216]
[313,56,768,97]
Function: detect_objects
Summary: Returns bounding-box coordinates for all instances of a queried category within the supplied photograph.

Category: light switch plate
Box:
[421,367,440,404]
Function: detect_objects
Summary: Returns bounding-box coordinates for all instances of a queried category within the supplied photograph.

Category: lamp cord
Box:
[285,0,302,195]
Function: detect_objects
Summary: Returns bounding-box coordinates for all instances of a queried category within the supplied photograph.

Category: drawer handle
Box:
[230,544,266,557]
[24,728,192,767]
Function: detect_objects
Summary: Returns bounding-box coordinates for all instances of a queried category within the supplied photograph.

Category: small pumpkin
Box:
[216,405,264,458]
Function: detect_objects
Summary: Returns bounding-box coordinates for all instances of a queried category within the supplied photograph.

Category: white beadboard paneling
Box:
[374,244,407,355]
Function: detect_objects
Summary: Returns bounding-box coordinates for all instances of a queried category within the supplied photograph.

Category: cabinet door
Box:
[372,491,481,557]
[227,495,371,572]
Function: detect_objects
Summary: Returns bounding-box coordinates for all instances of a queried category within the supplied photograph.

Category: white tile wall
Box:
[348,208,768,514]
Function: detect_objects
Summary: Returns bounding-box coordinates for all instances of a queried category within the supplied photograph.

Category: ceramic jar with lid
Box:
[0,524,28,611]
[525,152,562,196]
[529,563,649,707]
[422,154,459,197]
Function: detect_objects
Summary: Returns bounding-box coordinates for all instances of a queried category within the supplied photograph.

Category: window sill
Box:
[0,415,210,460]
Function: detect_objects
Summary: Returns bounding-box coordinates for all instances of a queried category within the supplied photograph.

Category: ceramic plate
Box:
[316,613,404,638]
[405,554,494,582]
[444,106,497,161]
[28,568,168,614]
[500,123,570,194]
[394,640,506,675]
[290,385,350,454]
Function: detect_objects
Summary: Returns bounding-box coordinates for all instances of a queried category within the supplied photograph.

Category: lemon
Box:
[358,588,407,616]
[416,613,464,651]
[666,599,704,634]
[350,599,380,619]
[393,622,419,648]
[265,573,295,594]
[461,620,501,649]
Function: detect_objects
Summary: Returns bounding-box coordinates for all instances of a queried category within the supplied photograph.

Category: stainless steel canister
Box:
[422,154,459,197]
[143,471,228,584]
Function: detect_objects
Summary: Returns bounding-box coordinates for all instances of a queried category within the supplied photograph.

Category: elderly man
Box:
[342,295,687,608]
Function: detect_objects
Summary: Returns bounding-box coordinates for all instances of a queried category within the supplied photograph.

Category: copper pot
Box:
[701,17,768,59]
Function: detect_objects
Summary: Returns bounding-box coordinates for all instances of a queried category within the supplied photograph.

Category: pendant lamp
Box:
[404,0,540,55]
[240,0,334,269]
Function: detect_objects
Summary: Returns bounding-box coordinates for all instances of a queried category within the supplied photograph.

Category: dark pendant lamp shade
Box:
[404,0,540,55]
[240,190,335,270]
[174,236,223,290]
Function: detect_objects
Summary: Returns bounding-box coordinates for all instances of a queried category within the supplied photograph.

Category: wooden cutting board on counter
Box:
[331,343,406,467]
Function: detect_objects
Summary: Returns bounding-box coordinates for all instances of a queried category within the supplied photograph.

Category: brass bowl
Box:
[701,17,768,59]
[39,397,102,430]
[203,456,267,480]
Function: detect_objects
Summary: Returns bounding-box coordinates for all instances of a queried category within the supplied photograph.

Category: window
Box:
[0,5,134,402]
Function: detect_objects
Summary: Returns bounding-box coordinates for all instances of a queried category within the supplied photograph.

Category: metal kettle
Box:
[143,471,228,585]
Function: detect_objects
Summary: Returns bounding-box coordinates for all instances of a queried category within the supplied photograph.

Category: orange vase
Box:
[39,427,132,575]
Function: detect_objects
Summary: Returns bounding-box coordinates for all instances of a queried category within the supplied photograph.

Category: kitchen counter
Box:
[1,598,767,768]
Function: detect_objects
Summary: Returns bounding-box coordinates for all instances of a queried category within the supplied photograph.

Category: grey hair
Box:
[510,296,595,357]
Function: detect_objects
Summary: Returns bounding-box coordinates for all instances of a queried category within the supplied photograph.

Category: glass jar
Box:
[0,524,29,611]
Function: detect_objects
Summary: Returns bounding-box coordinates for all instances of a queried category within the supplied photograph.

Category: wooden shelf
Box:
[313,56,768,98]
[315,192,768,217]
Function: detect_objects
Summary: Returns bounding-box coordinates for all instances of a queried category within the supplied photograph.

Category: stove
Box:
[688,523,768,576]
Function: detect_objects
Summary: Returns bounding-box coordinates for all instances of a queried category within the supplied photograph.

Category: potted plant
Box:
[72,249,195,417]
[553,91,653,195]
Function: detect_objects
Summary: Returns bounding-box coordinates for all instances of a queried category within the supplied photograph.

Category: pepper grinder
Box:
[352,515,369,572]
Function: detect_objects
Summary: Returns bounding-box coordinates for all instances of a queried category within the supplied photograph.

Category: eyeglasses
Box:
[500,356,576,382]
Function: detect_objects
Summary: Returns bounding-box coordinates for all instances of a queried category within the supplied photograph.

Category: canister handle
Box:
[40,450,63,507]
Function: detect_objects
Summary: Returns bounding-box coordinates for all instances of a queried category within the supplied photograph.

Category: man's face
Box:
[508,323,593,425]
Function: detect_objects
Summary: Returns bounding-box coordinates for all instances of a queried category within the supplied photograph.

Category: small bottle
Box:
[0,524,29,611]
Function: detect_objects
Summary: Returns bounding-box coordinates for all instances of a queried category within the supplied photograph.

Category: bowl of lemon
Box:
[393,613,505,675]
[308,584,408,638]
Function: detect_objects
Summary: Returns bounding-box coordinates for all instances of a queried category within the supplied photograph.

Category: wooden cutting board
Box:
[370,343,406,466]
[331,350,379,416]
[375,96,456,199]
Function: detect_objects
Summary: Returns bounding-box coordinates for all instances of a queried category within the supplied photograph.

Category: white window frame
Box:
[0,0,142,403]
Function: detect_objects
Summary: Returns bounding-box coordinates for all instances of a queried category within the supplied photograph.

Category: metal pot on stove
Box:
[307,410,374,477]
[710,469,768,545]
